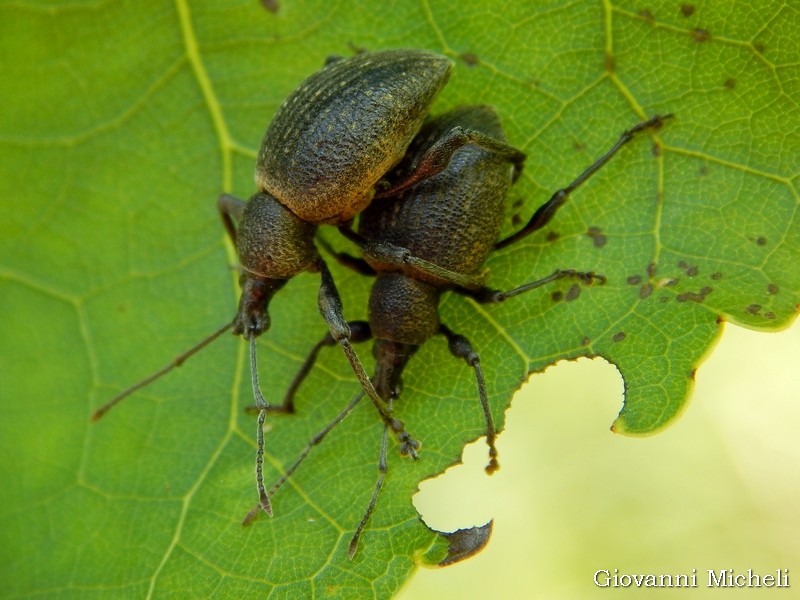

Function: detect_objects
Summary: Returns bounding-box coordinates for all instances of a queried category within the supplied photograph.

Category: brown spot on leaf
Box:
[746,303,761,315]
[755,236,767,246]
[710,272,722,280]
[659,295,670,303]
[546,231,560,242]
[692,28,711,42]
[651,143,662,157]
[639,9,655,21]
[764,311,776,320]
[699,164,709,176]
[511,214,522,226]
[612,332,626,342]
[565,284,581,301]
[639,284,653,299]
[627,275,642,285]
[676,287,712,303]
[687,265,698,277]
[754,41,766,54]
[460,52,480,67]
[647,262,657,278]
[767,283,779,295]
[724,78,736,90]
[678,260,688,269]
[605,53,615,72]
[261,0,279,12]
[587,226,606,248]
[689,368,697,379]
[680,4,695,16]
[581,336,591,346]
[551,290,564,302]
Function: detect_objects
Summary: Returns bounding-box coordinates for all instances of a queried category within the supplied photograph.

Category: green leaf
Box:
[1,1,797,599]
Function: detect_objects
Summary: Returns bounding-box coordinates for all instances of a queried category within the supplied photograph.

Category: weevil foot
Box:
[398,433,421,460]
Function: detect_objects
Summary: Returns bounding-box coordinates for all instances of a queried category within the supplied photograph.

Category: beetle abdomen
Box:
[256,50,452,224]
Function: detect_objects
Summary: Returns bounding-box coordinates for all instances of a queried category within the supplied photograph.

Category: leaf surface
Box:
[1,1,797,598]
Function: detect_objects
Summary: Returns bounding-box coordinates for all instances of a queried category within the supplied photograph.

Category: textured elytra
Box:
[360,105,514,282]
[256,49,453,223]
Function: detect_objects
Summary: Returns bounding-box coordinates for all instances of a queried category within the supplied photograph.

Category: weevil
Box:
[92,49,482,517]
[264,108,671,556]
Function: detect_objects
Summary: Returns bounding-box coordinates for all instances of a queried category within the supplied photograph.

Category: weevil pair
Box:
[92,49,669,558]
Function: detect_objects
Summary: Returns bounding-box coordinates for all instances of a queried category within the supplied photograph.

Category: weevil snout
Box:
[371,338,418,401]
[233,276,287,338]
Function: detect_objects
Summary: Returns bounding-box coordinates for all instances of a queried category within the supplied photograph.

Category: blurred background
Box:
[401,321,799,599]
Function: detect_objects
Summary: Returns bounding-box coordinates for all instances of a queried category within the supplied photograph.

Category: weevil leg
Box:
[252,321,372,415]
[460,269,607,304]
[349,418,390,559]
[217,193,247,247]
[496,114,672,250]
[338,226,485,290]
[439,325,499,474]
[316,258,421,458]
[337,225,602,309]
[375,127,526,199]
[317,233,376,276]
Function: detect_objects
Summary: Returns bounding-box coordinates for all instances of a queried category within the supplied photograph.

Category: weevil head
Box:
[233,276,287,339]
[233,192,318,338]
[369,272,440,344]
[368,272,440,399]
[371,339,418,401]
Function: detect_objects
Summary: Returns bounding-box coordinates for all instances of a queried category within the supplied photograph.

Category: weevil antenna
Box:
[254,405,273,517]
[250,335,273,517]
[349,413,390,559]
[249,334,269,409]
[90,321,235,422]
[242,390,365,526]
